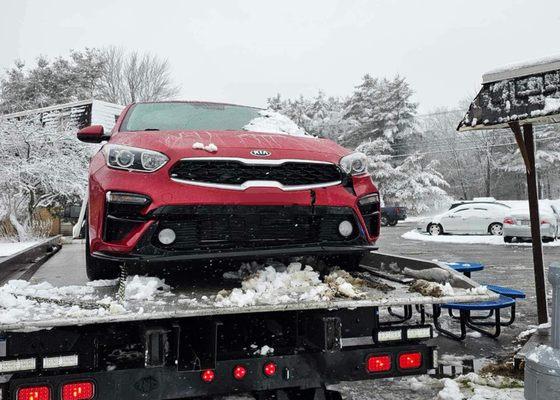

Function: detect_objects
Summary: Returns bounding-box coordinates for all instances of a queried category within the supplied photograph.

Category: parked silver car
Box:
[417,202,511,236]
[503,205,560,243]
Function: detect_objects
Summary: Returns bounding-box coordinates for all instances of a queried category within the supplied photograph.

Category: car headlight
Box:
[340,152,368,175]
[103,144,168,172]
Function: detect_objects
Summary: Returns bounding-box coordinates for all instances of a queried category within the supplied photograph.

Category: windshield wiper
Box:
[143,128,160,131]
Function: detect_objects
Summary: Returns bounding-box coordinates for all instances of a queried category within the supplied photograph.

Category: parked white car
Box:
[417,202,511,236]
[503,205,560,243]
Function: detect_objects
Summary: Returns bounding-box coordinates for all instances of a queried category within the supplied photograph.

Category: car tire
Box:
[388,219,398,226]
[488,223,503,236]
[85,221,121,281]
[504,236,513,243]
[428,223,443,236]
[381,216,389,226]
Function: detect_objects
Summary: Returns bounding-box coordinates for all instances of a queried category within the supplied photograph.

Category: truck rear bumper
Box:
[7,344,435,400]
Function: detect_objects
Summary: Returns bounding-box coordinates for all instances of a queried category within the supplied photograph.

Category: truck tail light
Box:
[366,355,391,372]
[61,382,94,400]
[201,369,215,383]
[263,362,277,377]
[233,365,247,380]
[398,352,422,369]
[17,386,50,400]
[503,217,516,225]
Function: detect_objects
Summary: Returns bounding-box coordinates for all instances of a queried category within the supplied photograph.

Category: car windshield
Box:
[121,102,262,131]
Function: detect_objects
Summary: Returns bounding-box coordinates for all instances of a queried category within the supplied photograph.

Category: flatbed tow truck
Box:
[0,252,497,400]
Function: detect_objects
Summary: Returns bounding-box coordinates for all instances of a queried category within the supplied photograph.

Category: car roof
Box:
[449,201,510,210]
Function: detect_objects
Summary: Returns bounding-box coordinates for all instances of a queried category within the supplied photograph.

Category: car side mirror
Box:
[77,125,107,143]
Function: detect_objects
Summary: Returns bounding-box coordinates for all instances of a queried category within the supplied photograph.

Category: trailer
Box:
[0,252,496,400]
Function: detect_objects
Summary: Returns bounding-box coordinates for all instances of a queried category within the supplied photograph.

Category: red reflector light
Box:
[233,365,247,380]
[366,355,391,372]
[61,382,94,400]
[18,386,50,400]
[398,352,422,369]
[201,369,215,383]
[263,362,277,377]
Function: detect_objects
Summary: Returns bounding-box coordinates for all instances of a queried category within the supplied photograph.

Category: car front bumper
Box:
[88,163,380,262]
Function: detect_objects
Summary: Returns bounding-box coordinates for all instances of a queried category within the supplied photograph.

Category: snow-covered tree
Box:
[0,116,91,240]
[0,47,179,113]
[266,92,348,140]
[390,153,450,214]
[341,74,417,151]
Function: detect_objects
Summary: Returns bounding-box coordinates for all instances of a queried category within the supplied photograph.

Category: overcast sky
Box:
[2,0,559,113]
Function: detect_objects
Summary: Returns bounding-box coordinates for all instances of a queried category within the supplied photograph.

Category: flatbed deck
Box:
[0,252,497,332]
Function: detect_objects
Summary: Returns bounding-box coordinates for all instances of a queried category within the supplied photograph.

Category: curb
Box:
[0,235,63,284]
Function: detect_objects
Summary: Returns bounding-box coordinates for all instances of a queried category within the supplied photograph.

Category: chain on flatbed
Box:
[16,264,131,312]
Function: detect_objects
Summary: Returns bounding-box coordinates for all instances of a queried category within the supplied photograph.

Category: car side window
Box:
[453,208,470,214]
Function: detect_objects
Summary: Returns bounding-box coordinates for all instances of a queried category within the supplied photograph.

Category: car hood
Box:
[108,130,349,163]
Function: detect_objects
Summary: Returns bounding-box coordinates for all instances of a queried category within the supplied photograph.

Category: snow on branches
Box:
[0,116,91,240]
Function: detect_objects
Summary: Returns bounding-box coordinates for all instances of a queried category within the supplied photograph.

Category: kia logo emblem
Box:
[250,149,271,157]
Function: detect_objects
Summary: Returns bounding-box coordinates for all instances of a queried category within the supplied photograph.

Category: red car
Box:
[77,101,380,280]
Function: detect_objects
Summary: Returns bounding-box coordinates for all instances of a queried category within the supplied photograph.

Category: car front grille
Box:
[169,159,343,189]
[148,205,361,251]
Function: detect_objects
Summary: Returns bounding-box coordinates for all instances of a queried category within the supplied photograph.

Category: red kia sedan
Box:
[77,101,380,280]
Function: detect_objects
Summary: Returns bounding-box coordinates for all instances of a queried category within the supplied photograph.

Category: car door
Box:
[440,207,470,233]
[472,207,493,234]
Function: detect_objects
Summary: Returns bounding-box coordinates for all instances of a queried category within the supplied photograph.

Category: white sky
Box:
[2,0,560,113]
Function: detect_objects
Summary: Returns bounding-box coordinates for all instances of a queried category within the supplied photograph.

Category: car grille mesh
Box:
[169,159,342,187]
[152,206,359,251]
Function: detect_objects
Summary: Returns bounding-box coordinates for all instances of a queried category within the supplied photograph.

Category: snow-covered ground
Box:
[402,229,560,246]
[0,241,38,257]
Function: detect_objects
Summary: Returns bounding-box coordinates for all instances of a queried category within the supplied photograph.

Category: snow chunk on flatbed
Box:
[243,109,308,136]
[216,263,364,307]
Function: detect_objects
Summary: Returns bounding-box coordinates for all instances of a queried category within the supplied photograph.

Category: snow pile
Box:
[243,109,308,136]
[192,142,218,153]
[124,276,170,301]
[0,275,174,326]
[403,229,560,247]
[215,263,363,307]
[409,279,454,298]
[0,241,39,257]
[251,345,274,356]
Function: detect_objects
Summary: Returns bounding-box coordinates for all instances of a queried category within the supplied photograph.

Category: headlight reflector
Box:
[104,145,168,172]
[340,152,368,175]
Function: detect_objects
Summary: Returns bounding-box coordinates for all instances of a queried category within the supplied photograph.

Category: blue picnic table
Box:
[445,261,484,277]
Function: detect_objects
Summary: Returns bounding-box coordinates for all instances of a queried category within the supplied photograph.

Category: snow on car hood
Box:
[109,129,349,163]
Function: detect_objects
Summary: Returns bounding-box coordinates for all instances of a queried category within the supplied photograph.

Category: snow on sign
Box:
[457,55,560,131]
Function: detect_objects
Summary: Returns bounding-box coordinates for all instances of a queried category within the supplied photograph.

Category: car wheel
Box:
[488,223,503,236]
[381,216,389,226]
[428,223,442,236]
[504,236,513,243]
[388,219,398,226]
[85,221,120,281]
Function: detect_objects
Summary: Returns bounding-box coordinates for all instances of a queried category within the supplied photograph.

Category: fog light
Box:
[158,228,176,245]
[338,220,353,237]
